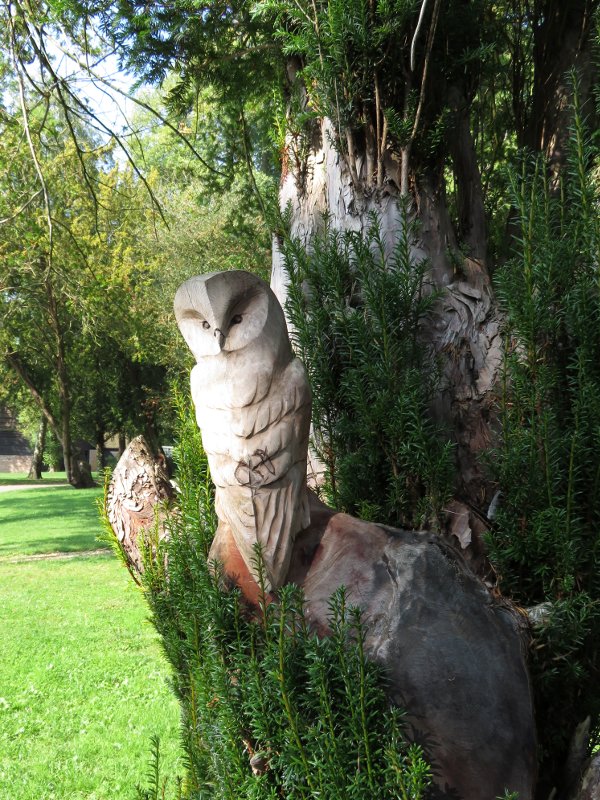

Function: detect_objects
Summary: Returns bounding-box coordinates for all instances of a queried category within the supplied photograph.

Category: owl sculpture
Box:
[174,271,311,591]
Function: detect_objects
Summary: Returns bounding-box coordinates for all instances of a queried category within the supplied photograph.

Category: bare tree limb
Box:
[401,0,442,195]
[45,31,231,179]
[410,0,431,73]
[8,5,54,267]
[4,352,61,440]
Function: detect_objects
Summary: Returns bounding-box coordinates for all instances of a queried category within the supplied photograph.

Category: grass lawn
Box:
[0,487,181,800]
[0,472,71,486]
[0,486,107,558]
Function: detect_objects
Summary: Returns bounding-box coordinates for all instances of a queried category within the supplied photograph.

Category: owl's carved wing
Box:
[229,358,311,440]
[206,357,311,591]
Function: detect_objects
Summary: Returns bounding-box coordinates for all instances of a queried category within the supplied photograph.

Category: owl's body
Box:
[174,271,311,590]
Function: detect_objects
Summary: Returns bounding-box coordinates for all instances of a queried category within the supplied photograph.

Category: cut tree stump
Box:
[106,436,175,580]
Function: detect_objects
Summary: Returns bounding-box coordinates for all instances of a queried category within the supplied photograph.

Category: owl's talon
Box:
[234,448,276,487]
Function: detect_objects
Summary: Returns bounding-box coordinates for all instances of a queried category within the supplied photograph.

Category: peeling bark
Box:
[272,113,502,551]
[106,435,175,582]
[272,118,410,301]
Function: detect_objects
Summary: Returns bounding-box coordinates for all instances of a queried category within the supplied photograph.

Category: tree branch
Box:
[240,106,269,223]
[0,190,42,225]
[4,352,60,440]
[45,31,231,179]
[401,0,442,195]
[410,0,431,73]
[8,8,54,267]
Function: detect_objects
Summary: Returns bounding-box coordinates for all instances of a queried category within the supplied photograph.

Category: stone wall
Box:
[0,455,31,472]
[0,407,32,473]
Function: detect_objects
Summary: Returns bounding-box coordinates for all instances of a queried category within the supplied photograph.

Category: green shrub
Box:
[133,388,431,799]
[488,80,600,793]
[282,210,454,529]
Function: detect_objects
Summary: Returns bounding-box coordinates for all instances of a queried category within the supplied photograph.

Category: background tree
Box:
[0,89,165,483]
[0,8,274,478]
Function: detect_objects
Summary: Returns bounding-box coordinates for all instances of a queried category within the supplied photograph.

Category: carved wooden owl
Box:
[174,270,311,591]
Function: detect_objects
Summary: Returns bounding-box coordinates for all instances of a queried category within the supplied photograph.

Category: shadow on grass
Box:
[0,487,104,556]
[0,536,107,556]
[0,472,100,486]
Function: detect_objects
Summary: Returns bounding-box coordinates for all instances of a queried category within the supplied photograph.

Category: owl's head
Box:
[174,271,291,362]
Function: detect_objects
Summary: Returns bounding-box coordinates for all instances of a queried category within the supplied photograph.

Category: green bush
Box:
[488,81,600,793]
[282,210,454,529]
[133,389,431,799]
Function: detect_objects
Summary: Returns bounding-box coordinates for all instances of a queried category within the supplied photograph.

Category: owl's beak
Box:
[214,328,226,350]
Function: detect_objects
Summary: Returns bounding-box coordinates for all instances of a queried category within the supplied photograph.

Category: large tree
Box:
[96,3,600,795]
[95,0,598,515]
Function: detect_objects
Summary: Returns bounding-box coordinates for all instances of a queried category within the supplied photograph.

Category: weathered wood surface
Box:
[213,492,537,800]
[106,436,175,579]
[570,753,600,800]
[272,113,503,542]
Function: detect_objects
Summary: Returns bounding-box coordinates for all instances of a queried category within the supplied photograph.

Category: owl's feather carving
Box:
[174,271,311,590]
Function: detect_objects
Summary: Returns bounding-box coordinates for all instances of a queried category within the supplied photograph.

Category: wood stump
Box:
[106,436,175,580]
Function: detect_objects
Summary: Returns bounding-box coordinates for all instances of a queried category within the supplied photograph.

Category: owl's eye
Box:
[202,321,210,330]
[230,314,243,326]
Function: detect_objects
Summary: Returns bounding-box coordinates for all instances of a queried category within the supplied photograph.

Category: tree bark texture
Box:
[271,114,502,551]
[27,415,47,479]
[106,435,175,582]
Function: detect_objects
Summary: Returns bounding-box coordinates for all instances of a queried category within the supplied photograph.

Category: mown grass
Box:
[0,486,105,558]
[0,472,70,486]
[0,487,181,800]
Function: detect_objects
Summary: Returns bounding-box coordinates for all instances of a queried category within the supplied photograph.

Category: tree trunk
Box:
[27,415,47,479]
[270,1,595,532]
[61,412,80,487]
[527,0,597,177]
[271,114,501,552]
[4,353,60,440]
[95,426,106,471]
[43,271,86,488]
[446,84,487,268]
[415,169,501,513]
